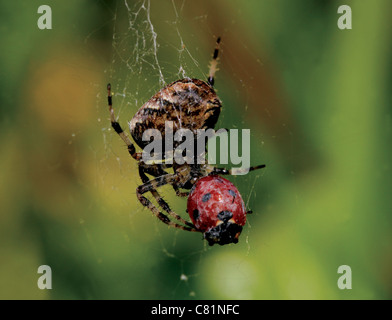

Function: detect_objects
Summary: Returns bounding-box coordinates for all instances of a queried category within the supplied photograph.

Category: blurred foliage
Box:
[0,0,391,300]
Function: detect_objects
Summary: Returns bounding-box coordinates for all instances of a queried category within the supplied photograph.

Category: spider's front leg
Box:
[209,164,266,175]
[136,172,198,232]
[107,84,142,161]
[173,185,190,198]
[138,164,194,228]
[143,161,190,198]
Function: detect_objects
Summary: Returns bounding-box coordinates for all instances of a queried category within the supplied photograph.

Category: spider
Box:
[107,37,265,245]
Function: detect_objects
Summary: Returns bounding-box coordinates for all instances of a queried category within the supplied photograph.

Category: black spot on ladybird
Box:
[202,193,211,202]
[217,210,233,222]
[193,209,199,221]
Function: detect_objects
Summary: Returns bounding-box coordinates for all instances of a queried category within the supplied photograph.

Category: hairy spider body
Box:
[107,37,265,245]
[129,78,221,151]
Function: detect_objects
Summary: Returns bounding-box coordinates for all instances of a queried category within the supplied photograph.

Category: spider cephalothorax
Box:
[107,37,265,246]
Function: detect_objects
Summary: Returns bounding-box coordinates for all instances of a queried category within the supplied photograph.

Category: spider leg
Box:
[141,162,188,197]
[207,37,221,87]
[138,164,195,228]
[173,185,189,198]
[136,172,199,232]
[107,84,142,161]
[208,164,266,175]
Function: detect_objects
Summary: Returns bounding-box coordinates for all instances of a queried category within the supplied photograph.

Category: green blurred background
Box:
[0,0,391,300]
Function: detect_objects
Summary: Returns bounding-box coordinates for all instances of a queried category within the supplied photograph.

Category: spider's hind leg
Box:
[107,84,142,161]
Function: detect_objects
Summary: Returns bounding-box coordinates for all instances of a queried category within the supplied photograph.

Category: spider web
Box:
[98,0,269,299]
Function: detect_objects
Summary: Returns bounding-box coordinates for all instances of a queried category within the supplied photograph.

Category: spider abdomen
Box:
[129,78,222,150]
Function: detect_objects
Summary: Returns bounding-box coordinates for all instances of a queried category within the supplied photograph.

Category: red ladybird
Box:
[187,175,247,246]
